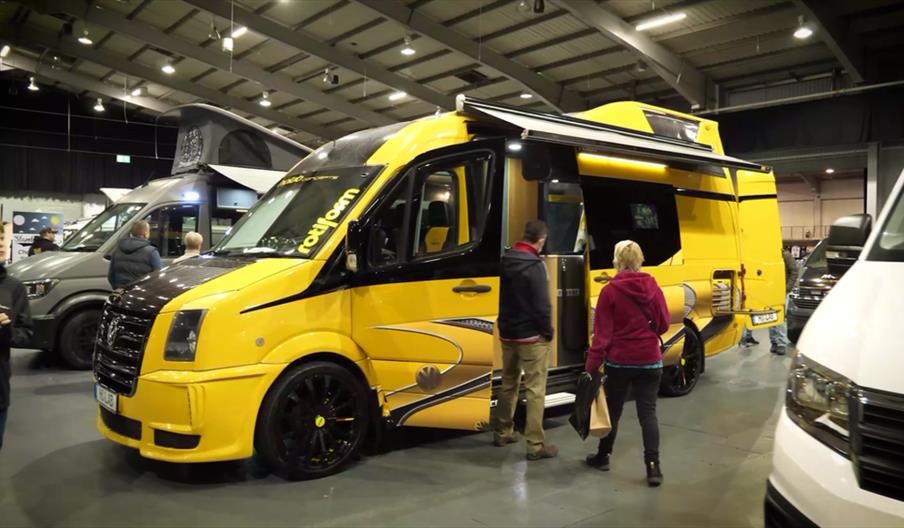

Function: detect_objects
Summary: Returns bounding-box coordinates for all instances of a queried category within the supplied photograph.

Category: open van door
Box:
[736,169,786,328]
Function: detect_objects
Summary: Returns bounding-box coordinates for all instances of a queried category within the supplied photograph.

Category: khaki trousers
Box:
[492,339,550,453]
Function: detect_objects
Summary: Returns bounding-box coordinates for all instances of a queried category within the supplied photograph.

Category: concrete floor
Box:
[1,331,791,528]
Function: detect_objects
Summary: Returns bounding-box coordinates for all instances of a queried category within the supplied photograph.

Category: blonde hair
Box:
[613,240,644,271]
[183,231,203,250]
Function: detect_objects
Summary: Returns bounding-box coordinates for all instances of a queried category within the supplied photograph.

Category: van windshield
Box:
[804,240,827,270]
[869,188,904,262]
[214,166,383,257]
[62,203,145,252]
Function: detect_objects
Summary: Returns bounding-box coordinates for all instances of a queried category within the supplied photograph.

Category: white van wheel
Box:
[58,308,101,370]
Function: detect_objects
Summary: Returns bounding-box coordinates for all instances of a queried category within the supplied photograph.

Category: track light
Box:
[794,16,814,39]
[0,44,10,58]
[131,86,146,97]
[388,91,407,101]
[259,91,271,107]
[78,29,93,46]
[222,36,234,52]
[27,76,39,92]
[517,0,530,12]
[231,26,247,38]
[161,61,175,75]
[635,12,686,31]
[321,68,339,85]
[94,98,105,112]
[400,35,415,56]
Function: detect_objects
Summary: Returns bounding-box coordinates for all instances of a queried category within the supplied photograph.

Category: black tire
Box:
[255,361,371,480]
[788,326,802,344]
[58,308,101,370]
[659,328,703,397]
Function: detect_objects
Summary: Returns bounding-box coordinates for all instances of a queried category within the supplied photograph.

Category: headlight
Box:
[786,354,853,457]
[164,310,206,362]
[23,279,59,299]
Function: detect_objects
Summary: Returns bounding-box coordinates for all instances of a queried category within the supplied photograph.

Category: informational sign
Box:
[10,211,64,263]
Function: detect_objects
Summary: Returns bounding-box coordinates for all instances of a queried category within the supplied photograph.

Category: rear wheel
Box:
[255,361,371,480]
[58,308,101,370]
[659,328,703,397]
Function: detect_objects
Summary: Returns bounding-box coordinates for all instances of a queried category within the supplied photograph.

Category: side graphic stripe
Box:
[372,325,465,396]
[390,374,492,426]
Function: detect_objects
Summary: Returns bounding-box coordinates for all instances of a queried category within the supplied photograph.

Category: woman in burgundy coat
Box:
[585,240,670,487]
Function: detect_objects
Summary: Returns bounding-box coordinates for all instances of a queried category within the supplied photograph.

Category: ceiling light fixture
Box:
[635,12,686,32]
[400,35,416,56]
[794,16,814,39]
[27,76,39,92]
[0,45,10,58]
[520,93,533,99]
[94,98,105,112]
[222,36,234,52]
[231,26,247,38]
[77,29,93,46]
[131,86,146,97]
[388,91,407,101]
[517,0,530,13]
[825,168,835,174]
[161,61,175,75]
[259,91,272,107]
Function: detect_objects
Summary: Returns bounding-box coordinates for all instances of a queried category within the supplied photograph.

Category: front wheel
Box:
[659,328,703,397]
[255,361,371,480]
[58,308,101,370]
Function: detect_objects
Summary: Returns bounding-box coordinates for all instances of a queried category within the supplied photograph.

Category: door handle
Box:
[452,284,492,294]
[594,273,613,284]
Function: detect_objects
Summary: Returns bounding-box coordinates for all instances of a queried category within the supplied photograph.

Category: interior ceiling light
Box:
[27,76,39,92]
[520,93,533,99]
[231,26,247,38]
[259,91,271,107]
[94,98,105,112]
[161,61,175,75]
[77,29,93,46]
[635,12,686,32]
[388,91,407,101]
[130,86,146,97]
[400,35,415,56]
[517,0,531,12]
[222,36,234,53]
[794,16,814,39]
[0,45,11,58]
[635,61,648,73]
[825,168,835,174]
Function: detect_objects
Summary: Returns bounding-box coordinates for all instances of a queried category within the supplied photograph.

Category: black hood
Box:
[502,247,543,274]
[118,238,153,255]
[797,264,837,289]
[110,255,255,317]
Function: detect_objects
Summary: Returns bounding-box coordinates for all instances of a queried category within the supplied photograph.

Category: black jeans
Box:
[597,366,662,463]
[0,407,6,450]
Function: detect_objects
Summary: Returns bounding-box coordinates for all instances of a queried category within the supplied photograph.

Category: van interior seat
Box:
[424,201,452,253]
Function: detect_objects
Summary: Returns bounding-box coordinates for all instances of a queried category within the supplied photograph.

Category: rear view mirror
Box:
[345,219,362,272]
[826,213,871,276]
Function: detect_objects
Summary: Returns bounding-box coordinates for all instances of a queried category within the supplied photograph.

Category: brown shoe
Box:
[493,432,521,447]
[526,444,559,461]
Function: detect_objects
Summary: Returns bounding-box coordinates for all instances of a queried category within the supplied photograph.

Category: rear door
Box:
[736,169,786,327]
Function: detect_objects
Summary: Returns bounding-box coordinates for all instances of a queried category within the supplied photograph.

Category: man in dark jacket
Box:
[27,227,60,256]
[492,219,558,460]
[1,221,34,450]
[769,248,798,356]
[108,220,162,289]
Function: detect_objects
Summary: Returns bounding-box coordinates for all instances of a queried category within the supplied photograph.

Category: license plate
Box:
[752,311,779,325]
[95,384,118,413]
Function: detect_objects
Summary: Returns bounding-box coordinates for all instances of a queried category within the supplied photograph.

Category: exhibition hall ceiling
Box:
[1,0,903,145]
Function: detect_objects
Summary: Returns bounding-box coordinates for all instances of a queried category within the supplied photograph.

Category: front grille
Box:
[791,288,826,311]
[853,388,904,502]
[93,305,152,397]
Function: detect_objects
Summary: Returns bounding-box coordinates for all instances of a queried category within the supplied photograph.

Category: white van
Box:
[766,168,904,527]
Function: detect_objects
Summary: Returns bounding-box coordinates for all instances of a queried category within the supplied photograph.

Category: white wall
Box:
[0,191,107,224]
[776,178,864,240]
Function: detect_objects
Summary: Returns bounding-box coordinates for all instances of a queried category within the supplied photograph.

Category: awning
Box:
[209,164,286,194]
[99,187,132,203]
[456,96,770,174]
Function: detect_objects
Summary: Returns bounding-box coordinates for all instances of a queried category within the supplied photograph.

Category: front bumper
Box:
[96,363,284,463]
[769,410,904,527]
[765,480,818,528]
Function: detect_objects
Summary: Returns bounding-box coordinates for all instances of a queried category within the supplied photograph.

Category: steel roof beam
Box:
[183,0,454,110]
[1,23,341,140]
[791,0,866,84]
[32,0,394,128]
[556,0,712,109]
[352,0,587,112]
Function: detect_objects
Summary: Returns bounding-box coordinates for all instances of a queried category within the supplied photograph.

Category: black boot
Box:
[585,452,610,471]
[646,460,663,487]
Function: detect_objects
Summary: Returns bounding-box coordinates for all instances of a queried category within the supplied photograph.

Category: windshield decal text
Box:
[297,188,360,256]
[279,174,339,187]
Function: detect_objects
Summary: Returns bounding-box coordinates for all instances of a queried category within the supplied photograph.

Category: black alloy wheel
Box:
[58,308,101,370]
[255,361,370,480]
[659,328,703,397]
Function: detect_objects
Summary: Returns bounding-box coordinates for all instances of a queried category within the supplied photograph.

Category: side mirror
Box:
[826,213,871,276]
[345,219,363,273]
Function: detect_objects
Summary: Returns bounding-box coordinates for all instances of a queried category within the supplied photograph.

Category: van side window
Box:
[143,204,200,258]
[582,178,680,268]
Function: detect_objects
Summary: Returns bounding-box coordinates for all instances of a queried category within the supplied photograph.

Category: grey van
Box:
[8,104,309,368]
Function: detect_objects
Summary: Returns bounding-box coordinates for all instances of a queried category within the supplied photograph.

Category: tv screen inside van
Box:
[631,203,659,230]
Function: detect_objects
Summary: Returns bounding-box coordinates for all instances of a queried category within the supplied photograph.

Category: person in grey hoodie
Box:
[108,220,162,289]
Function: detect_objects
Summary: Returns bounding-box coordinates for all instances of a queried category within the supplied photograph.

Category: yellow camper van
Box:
[93,96,784,479]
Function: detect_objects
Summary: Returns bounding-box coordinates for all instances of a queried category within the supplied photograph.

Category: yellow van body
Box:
[93,97,785,477]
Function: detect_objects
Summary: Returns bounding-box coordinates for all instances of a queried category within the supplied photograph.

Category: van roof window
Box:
[291,122,410,176]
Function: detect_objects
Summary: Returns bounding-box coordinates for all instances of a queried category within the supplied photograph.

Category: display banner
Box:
[11,211,64,263]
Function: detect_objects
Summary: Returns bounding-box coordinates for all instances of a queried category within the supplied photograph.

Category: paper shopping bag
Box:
[589,387,612,438]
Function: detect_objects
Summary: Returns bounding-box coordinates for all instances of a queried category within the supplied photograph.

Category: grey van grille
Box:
[852,389,904,502]
[93,306,152,397]
[790,288,826,310]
